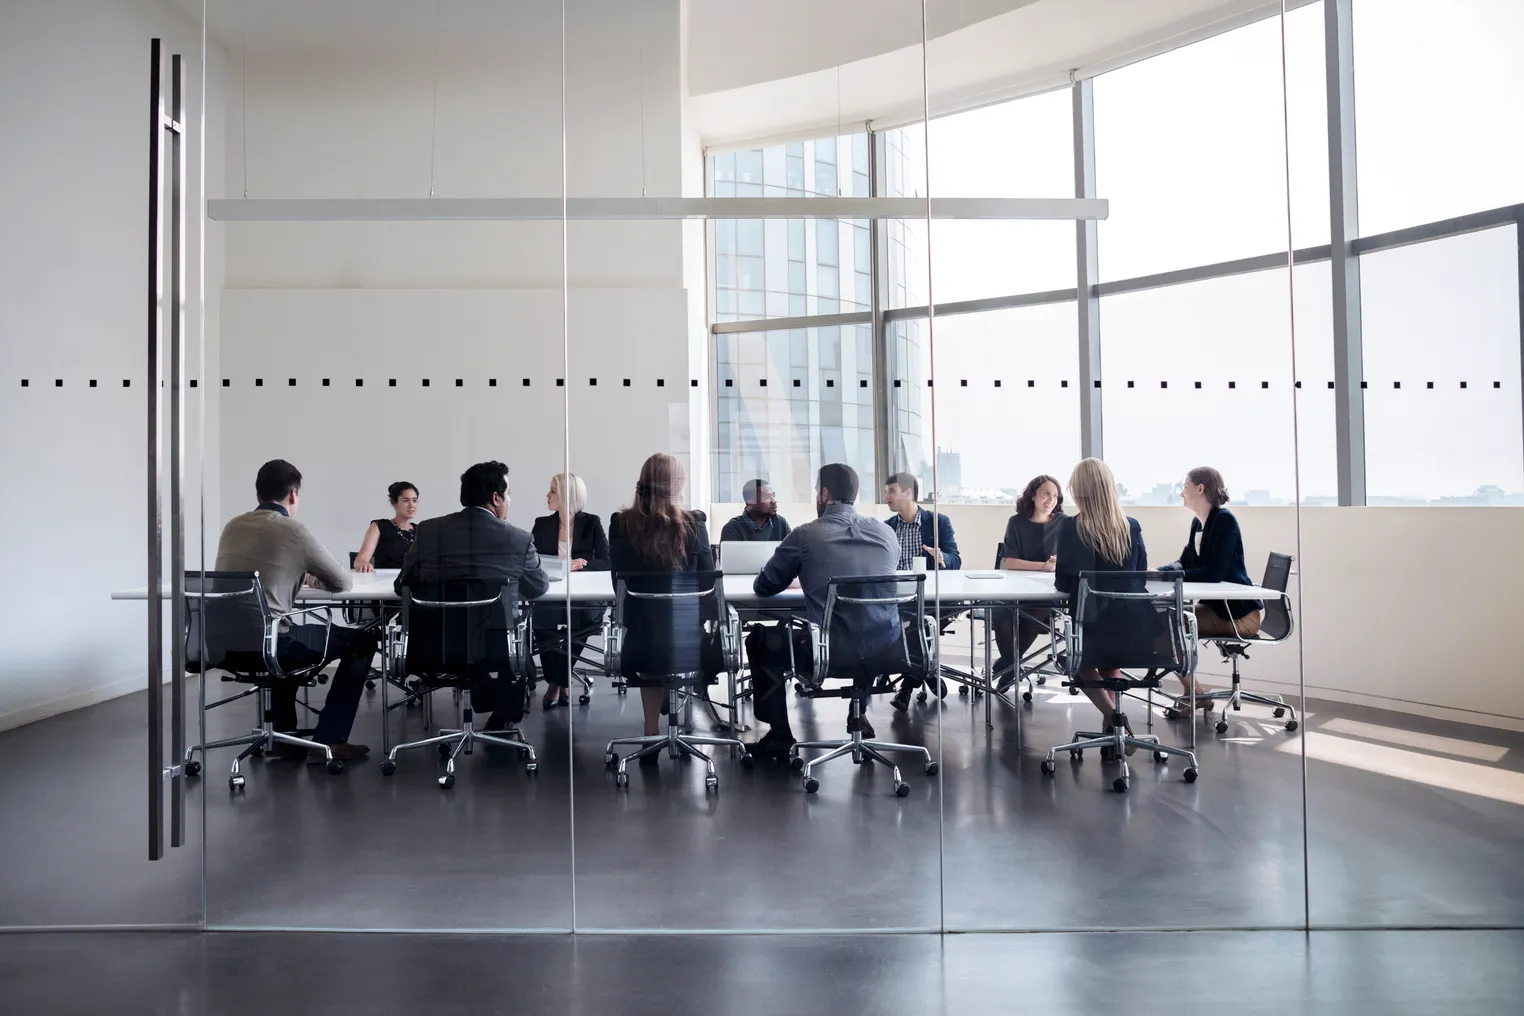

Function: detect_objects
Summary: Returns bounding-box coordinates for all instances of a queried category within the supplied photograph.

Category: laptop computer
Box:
[719,540,780,575]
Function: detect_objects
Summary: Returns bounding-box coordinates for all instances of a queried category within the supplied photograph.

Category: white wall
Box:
[216,0,699,545]
[710,503,1524,731]
[0,0,225,730]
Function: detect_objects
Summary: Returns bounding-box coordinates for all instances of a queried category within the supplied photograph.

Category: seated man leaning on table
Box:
[745,462,901,761]
[395,460,550,731]
[213,459,377,761]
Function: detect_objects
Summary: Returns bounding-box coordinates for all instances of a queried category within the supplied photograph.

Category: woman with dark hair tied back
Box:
[353,481,419,572]
[991,473,1066,688]
[1159,465,1263,714]
[608,453,715,741]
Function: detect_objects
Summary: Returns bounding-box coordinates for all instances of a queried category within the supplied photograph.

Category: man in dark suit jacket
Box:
[396,460,549,728]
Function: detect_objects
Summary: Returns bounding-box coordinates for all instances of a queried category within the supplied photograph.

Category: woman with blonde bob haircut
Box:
[1053,458,1151,738]
[531,471,609,709]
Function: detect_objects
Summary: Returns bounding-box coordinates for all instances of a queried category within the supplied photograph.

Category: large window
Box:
[713,325,876,503]
[1353,0,1524,235]
[923,303,1081,503]
[711,132,870,323]
[1094,2,1328,279]
[1100,264,1335,505]
[1360,227,1523,504]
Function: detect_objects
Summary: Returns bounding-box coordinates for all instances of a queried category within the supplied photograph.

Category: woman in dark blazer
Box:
[1159,465,1263,712]
[1055,458,1151,737]
[608,453,714,738]
[532,473,609,708]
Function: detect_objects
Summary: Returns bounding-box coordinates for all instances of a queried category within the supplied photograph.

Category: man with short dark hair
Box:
[396,461,549,729]
[746,463,900,758]
[214,459,376,760]
[883,472,961,572]
[720,478,791,543]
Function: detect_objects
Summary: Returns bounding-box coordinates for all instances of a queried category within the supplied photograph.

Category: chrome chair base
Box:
[1042,717,1199,793]
[382,714,537,787]
[1196,648,1300,733]
[788,697,938,797]
[604,722,748,792]
[184,722,340,790]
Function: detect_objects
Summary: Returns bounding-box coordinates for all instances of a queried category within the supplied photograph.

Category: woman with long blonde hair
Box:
[531,472,609,709]
[1054,458,1150,738]
[608,454,715,737]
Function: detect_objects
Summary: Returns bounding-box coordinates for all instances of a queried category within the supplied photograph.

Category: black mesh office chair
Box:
[603,570,748,792]
[784,574,939,797]
[1042,571,1200,793]
[379,580,538,788]
[1184,552,1299,734]
[180,571,347,790]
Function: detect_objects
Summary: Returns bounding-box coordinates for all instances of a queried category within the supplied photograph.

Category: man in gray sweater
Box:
[214,459,376,760]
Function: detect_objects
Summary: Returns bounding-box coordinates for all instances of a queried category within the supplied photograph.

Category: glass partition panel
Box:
[200,0,573,930]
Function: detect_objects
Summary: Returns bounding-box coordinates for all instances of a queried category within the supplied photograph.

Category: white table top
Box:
[112,568,1277,606]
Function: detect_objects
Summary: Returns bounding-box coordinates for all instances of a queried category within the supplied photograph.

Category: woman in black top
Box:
[1160,466,1263,711]
[1054,458,1151,734]
[531,473,610,709]
[608,453,714,738]
[992,474,1065,687]
[353,481,419,572]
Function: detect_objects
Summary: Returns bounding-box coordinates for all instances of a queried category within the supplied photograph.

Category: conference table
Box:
[114,569,1279,745]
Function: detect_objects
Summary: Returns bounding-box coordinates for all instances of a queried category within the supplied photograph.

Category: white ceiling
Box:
[167,0,1310,146]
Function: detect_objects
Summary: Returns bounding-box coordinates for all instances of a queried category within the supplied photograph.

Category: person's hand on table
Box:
[788,579,802,590]
[1042,555,1056,573]
[353,557,374,574]
[570,558,588,572]
[923,545,946,568]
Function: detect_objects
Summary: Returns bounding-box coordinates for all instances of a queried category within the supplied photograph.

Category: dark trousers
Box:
[273,623,378,743]
[993,605,1057,670]
[745,624,813,737]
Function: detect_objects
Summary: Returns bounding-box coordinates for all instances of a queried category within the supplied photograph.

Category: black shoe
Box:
[858,717,876,740]
[991,658,1016,693]
[482,712,509,732]
[747,729,796,760]
[308,741,369,762]
[891,686,912,713]
[638,750,661,767]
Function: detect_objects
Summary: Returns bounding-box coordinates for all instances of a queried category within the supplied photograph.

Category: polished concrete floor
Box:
[3,929,1523,1015]
[2,632,1523,932]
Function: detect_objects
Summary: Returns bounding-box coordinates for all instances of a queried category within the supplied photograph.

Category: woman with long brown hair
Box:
[1054,458,1150,740]
[608,453,715,737]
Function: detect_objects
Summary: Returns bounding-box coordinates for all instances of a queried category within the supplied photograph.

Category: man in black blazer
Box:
[396,461,549,728]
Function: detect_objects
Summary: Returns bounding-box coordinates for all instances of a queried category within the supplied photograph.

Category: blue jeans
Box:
[273,623,377,744]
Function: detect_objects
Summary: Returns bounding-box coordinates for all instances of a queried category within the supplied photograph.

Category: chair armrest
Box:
[808,621,827,687]
[721,606,742,674]
[264,607,333,678]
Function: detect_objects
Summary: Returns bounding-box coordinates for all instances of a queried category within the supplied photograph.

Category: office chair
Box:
[1179,552,1299,734]
[1042,571,1200,793]
[783,574,940,797]
[179,571,347,790]
[379,582,538,788]
[603,570,749,792]
[533,602,611,706]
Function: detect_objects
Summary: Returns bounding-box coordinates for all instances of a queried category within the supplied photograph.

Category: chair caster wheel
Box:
[229,774,245,791]
[1163,708,1182,721]
[326,759,344,775]
[803,776,820,794]
[1272,707,1286,718]
[705,776,719,792]
[894,782,911,798]
[925,761,939,776]
[793,682,803,694]
[1215,720,1229,734]
[525,762,539,775]
[1285,719,1298,732]
[1022,691,1033,702]
[316,674,329,685]
[1069,749,1083,762]
[1068,686,1079,695]
[1041,759,1056,776]
[739,753,754,769]
[789,755,805,771]
[916,690,928,704]
[614,772,629,788]
[1036,676,1047,685]
[1112,777,1129,793]
[1153,750,1169,764]
[365,680,376,691]
[438,774,455,789]
[1183,767,1199,783]
[249,745,265,758]
[184,760,201,777]
[604,751,618,768]
[1232,702,1242,711]
[958,685,969,697]
[579,694,591,705]
[380,760,396,776]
